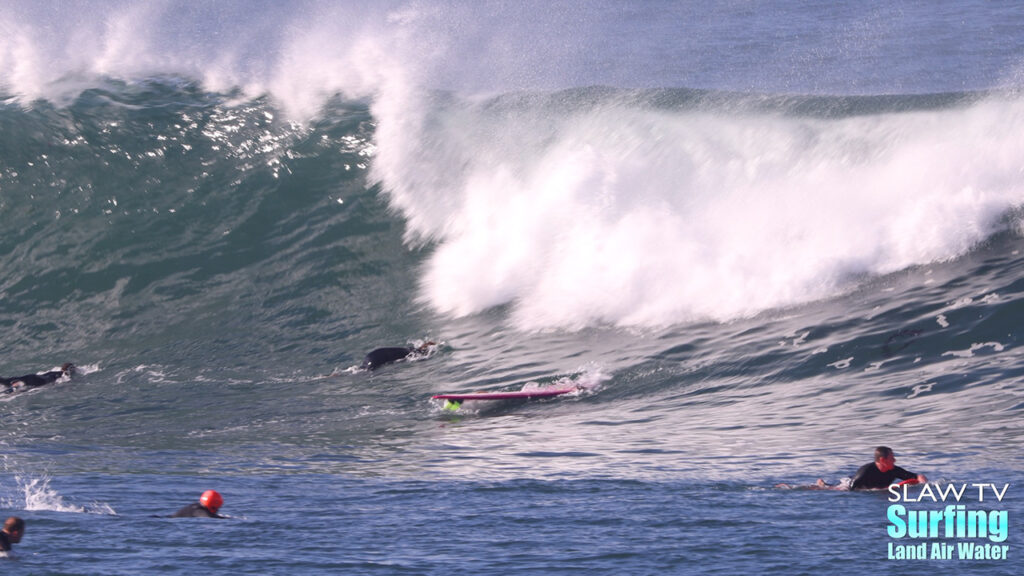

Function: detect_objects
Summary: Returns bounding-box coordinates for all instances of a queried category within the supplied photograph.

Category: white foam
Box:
[10,475,116,515]
[401,99,1024,329]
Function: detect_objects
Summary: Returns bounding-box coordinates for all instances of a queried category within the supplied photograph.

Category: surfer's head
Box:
[874,446,895,472]
[61,363,75,376]
[199,490,223,514]
[2,516,24,543]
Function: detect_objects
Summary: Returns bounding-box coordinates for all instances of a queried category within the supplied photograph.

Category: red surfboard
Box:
[432,386,579,402]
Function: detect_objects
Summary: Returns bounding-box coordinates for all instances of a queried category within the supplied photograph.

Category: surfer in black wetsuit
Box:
[781,446,927,491]
[848,446,927,490]
[362,342,435,371]
[1,517,25,553]
[171,490,225,518]
[2,363,75,393]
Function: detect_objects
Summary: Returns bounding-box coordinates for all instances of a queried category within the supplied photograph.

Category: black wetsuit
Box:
[362,347,416,371]
[0,531,11,552]
[850,462,917,490]
[2,370,66,392]
[171,503,223,518]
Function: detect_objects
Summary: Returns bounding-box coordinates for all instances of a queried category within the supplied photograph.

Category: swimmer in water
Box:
[1,517,25,553]
[774,444,929,487]
[777,446,927,491]
[362,342,435,371]
[846,446,927,490]
[2,363,75,393]
[171,490,225,518]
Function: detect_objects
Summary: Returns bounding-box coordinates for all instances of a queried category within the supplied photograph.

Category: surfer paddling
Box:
[2,363,75,393]
[362,342,435,371]
[844,446,927,490]
[171,490,226,518]
[779,446,927,490]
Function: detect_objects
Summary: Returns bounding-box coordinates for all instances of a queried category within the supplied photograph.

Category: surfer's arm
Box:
[892,465,924,485]
[898,466,926,484]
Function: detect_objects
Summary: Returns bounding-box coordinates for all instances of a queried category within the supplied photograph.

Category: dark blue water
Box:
[2,2,1023,573]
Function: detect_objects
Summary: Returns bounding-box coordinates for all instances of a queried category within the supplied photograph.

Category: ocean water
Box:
[1,1,1023,574]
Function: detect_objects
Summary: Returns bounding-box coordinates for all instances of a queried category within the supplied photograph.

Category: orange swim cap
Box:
[199,490,223,513]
